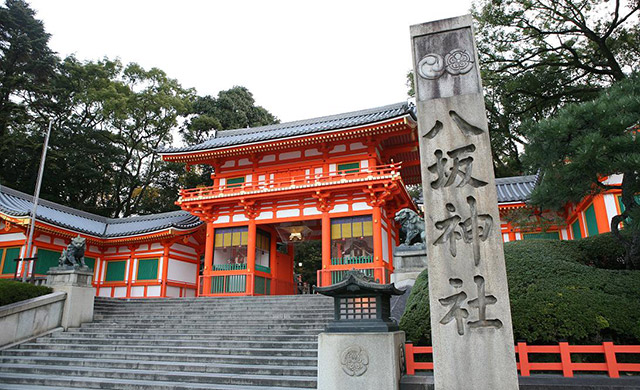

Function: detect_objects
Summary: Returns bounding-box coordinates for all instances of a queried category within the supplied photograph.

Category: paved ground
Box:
[401,373,640,389]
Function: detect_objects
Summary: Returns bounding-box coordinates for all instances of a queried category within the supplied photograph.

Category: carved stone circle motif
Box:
[417,53,445,80]
[340,345,369,376]
[445,49,474,75]
[417,48,474,80]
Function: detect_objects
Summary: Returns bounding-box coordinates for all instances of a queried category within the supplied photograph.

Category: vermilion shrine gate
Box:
[159,103,420,296]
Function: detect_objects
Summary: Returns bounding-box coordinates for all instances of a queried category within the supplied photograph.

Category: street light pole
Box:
[22,120,52,282]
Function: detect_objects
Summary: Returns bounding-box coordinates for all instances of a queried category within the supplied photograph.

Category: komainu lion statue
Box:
[394,208,426,247]
[58,235,87,268]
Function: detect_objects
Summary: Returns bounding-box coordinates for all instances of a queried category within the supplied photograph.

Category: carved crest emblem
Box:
[340,345,369,376]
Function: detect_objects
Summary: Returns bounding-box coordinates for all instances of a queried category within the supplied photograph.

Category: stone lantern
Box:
[315,270,406,390]
[315,269,404,333]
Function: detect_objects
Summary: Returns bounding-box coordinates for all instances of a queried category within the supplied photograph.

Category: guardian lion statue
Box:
[58,235,87,268]
[394,208,426,247]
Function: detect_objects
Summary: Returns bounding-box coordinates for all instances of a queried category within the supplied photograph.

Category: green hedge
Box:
[0,279,53,307]
[400,239,640,345]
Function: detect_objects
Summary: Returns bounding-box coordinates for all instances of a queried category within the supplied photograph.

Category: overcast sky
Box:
[28,0,473,123]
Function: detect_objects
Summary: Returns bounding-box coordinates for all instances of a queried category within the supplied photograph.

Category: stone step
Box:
[0,355,317,376]
[78,324,325,333]
[91,316,330,324]
[53,331,318,342]
[93,313,331,320]
[35,337,318,349]
[1,348,318,366]
[0,363,317,388]
[19,342,318,357]
[0,372,314,390]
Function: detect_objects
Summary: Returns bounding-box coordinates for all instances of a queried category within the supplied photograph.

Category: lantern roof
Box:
[315,269,405,297]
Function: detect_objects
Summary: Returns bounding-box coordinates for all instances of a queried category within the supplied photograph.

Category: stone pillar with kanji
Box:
[411,15,519,389]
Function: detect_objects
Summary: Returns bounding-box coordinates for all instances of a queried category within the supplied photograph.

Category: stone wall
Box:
[0,291,66,348]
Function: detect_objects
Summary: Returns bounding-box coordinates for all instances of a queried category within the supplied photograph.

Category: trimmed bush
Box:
[573,232,627,269]
[0,279,53,307]
[400,239,640,345]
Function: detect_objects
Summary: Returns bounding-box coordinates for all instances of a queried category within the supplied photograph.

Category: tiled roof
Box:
[494,174,539,203]
[0,185,202,239]
[415,174,539,204]
[159,102,416,154]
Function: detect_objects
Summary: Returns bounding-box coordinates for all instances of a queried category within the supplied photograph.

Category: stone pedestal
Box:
[318,331,405,390]
[391,247,427,289]
[46,267,95,330]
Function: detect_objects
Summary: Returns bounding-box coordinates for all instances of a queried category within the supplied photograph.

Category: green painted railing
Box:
[331,268,374,284]
[255,264,271,274]
[254,276,271,295]
[331,256,374,265]
[212,263,247,271]
[210,274,246,293]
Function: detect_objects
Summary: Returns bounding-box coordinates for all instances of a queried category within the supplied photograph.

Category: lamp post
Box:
[22,120,52,282]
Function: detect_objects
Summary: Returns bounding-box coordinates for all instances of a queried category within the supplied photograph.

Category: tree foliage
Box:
[524,74,640,268]
[471,0,640,176]
[0,0,278,217]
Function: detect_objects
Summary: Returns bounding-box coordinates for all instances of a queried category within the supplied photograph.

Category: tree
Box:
[0,0,57,140]
[524,74,640,269]
[472,0,640,176]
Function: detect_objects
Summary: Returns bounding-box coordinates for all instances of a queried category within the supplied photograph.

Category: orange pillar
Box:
[160,243,170,297]
[373,206,384,282]
[593,195,611,234]
[321,211,331,287]
[247,219,257,295]
[126,245,136,298]
[202,221,215,294]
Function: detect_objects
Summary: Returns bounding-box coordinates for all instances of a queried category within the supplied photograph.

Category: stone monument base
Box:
[391,248,427,289]
[46,267,95,330]
[318,331,405,390]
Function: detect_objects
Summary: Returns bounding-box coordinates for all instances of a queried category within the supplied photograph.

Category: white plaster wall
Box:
[98,288,111,297]
[305,148,322,157]
[232,214,248,222]
[502,233,509,242]
[167,259,197,283]
[329,164,337,173]
[150,243,162,250]
[515,232,522,240]
[260,154,276,163]
[280,151,301,160]
[147,285,161,296]
[118,246,130,253]
[331,204,349,213]
[350,142,366,150]
[603,174,623,185]
[303,207,322,216]
[35,234,50,243]
[604,194,619,224]
[330,145,346,153]
[361,160,369,168]
[130,260,138,282]
[276,209,300,218]
[172,243,196,255]
[256,211,274,220]
[0,233,26,242]
[130,286,145,297]
[246,174,252,183]
[382,227,389,263]
[184,289,196,297]
[560,229,569,240]
[221,160,235,168]
[238,158,251,166]
[105,247,116,254]
[53,238,66,246]
[166,286,180,298]
[214,215,230,224]
[352,202,372,211]
[113,287,127,298]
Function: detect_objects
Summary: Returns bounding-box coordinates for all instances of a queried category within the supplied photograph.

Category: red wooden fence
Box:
[405,342,640,378]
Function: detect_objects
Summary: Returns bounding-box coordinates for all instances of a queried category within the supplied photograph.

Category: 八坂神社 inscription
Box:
[411,15,518,390]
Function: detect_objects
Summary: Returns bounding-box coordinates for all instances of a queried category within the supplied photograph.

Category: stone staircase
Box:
[0,295,334,389]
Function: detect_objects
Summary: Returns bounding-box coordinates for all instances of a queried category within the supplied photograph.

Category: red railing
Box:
[405,342,640,377]
[178,163,402,202]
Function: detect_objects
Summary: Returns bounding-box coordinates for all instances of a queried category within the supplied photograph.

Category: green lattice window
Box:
[337,162,360,174]
[84,257,95,271]
[105,261,126,282]
[226,176,245,188]
[136,258,158,280]
[571,219,582,240]
[34,249,61,275]
[1,247,20,275]
[584,204,599,237]
[523,231,560,240]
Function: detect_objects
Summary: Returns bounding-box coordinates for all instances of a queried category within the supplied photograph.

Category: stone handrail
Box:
[0,291,66,349]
